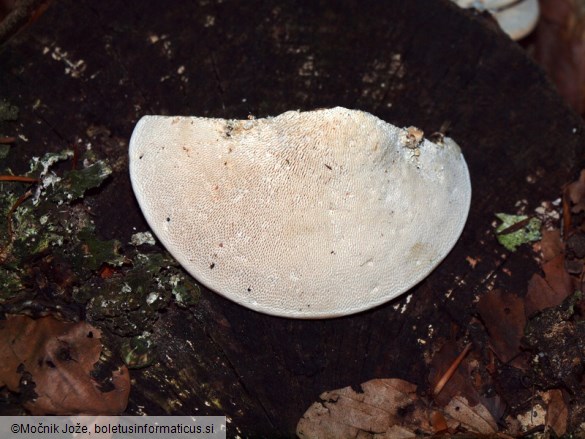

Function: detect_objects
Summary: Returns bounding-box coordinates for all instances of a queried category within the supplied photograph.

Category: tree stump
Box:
[0,0,583,436]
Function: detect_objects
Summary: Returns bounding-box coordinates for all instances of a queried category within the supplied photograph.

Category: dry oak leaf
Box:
[298,378,508,438]
[297,378,508,438]
[296,379,431,439]
[444,396,498,435]
[0,315,129,415]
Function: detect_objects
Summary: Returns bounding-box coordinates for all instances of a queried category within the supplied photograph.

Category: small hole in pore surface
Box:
[166,217,171,222]
[210,263,215,269]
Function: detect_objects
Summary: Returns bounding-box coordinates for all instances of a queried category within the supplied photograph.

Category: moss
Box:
[121,334,155,369]
[0,144,10,160]
[49,161,113,204]
[70,228,124,272]
[0,99,18,121]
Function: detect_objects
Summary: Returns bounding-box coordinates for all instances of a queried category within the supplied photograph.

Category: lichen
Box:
[0,99,18,121]
[121,334,155,369]
[0,145,201,345]
[495,213,542,252]
[131,231,156,246]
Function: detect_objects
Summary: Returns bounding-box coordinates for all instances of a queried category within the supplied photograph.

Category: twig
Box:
[0,0,50,46]
[433,342,472,397]
[0,175,39,183]
[562,186,571,238]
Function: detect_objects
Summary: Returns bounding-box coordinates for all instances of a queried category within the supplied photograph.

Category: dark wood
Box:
[1,0,584,436]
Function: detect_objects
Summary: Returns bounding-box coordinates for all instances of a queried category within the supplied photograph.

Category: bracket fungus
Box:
[129,107,471,318]
[451,0,539,40]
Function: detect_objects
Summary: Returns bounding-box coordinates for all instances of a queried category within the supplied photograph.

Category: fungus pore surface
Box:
[129,107,471,318]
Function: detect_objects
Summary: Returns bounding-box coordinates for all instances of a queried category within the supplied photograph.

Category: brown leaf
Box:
[477,290,525,364]
[430,410,449,434]
[542,254,575,298]
[0,315,129,415]
[567,170,585,212]
[298,377,508,437]
[525,255,575,317]
[532,0,585,116]
[296,379,432,438]
[540,229,563,262]
[543,389,568,436]
[444,396,498,435]
[525,273,557,317]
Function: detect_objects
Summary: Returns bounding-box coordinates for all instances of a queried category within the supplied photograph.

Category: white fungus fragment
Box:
[451,0,539,40]
[129,107,471,318]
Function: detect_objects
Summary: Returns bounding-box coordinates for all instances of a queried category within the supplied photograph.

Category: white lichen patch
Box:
[146,292,159,305]
[131,231,156,246]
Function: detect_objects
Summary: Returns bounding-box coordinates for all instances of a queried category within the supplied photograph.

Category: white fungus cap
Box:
[451,0,539,40]
[129,107,471,318]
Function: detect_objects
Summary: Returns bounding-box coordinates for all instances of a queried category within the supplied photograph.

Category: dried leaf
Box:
[297,375,512,437]
[477,289,525,364]
[444,396,498,435]
[532,0,585,116]
[525,273,558,317]
[525,254,575,317]
[296,379,432,438]
[543,254,575,298]
[0,315,129,415]
[567,170,585,212]
[543,389,568,436]
[540,229,563,262]
[430,410,449,434]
